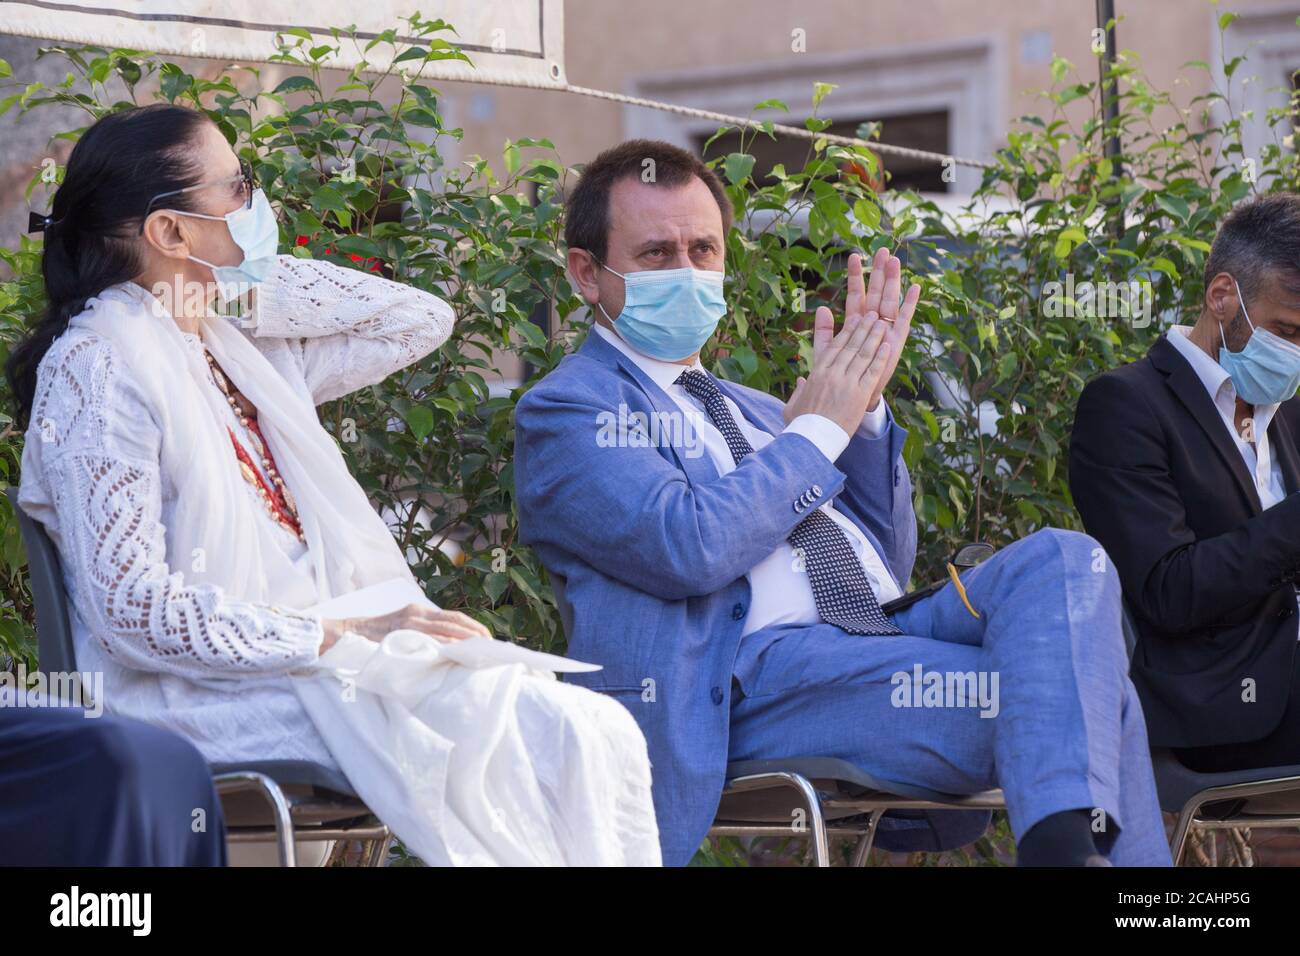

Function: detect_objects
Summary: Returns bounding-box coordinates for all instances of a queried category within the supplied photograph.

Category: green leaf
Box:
[723,152,755,185]
[394,46,432,65]
[1053,227,1086,259]
[812,82,837,109]
[273,75,318,95]
[483,571,510,605]
[852,198,881,231]
[1154,193,1189,223]
[404,405,434,439]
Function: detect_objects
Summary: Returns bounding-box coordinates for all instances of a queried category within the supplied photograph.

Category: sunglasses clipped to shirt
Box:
[880,542,997,619]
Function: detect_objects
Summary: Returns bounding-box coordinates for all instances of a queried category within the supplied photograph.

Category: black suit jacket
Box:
[1069,332,1300,748]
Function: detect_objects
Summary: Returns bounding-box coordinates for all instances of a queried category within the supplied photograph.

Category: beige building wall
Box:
[434,0,1300,189]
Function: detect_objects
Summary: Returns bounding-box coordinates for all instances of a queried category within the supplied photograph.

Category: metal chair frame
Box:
[1121,602,1300,866]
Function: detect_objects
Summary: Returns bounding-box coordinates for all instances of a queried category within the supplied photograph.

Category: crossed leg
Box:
[728,528,1171,866]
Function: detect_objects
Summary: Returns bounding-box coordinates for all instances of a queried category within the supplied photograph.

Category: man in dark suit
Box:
[1070,192,1300,773]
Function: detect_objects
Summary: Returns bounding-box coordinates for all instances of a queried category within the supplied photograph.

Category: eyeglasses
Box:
[945,543,995,620]
[949,543,995,570]
[139,159,255,235]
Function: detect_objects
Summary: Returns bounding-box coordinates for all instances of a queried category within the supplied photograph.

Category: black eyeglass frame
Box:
[138,159,255,235]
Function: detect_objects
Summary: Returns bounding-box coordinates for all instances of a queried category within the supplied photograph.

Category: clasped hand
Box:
[783,247,919,435]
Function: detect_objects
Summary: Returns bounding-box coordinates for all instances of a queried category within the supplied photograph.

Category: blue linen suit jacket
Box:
[514,328,991,865]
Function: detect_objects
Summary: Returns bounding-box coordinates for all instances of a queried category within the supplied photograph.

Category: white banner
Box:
[0,0,566,86]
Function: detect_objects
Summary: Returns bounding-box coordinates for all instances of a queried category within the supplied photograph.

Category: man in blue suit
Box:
[514,139,1171,867]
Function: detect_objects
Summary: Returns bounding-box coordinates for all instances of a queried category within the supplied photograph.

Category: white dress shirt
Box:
[1166,325,1297,626]
[1167,326,1286,508]
[592,322,902,635]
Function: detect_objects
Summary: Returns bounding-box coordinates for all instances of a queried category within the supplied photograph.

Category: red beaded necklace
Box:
[202,348,305,542]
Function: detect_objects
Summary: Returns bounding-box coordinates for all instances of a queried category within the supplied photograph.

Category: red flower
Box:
[300,237,382,272]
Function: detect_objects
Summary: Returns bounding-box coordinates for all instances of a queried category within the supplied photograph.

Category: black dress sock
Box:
[1016,808,1100,866]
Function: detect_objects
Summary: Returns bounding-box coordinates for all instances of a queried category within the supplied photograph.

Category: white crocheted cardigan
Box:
[17,254,455,766]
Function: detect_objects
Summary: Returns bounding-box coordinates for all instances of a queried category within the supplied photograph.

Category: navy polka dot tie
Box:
[676,369,902,636]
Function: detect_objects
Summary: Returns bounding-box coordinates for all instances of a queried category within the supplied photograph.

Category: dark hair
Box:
[563,138,734,262]
[1203,192,1300,305]
[7,103,212,428]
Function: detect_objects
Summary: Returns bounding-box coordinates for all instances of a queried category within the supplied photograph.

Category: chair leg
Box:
[363,832,393,867]
[717,771,830,866]
[1169,801,1201,867]
[849,810,887,867]
[212,771,298,867]
[783,774,830,867]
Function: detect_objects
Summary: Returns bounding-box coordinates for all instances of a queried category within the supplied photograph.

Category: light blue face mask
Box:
[1218,279,1300,405]
[596,262,726,361]
[173,188,280,299]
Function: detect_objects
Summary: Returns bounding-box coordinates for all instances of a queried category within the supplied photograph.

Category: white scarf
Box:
[70,282,414,605]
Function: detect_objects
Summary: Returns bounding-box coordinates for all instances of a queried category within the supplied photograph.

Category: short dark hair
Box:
[1204,192,1300,303]
[563,138,733,262]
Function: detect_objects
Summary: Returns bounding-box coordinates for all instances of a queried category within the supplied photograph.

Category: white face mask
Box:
[170,188,279,299]
[1218,278,1300,405]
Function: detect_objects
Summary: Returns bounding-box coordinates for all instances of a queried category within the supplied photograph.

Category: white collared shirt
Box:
[1167,326,1286,509]
[593,322,902,635]
[1166,326,1297,628]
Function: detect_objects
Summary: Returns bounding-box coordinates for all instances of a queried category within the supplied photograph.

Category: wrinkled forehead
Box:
[605,176,723,251]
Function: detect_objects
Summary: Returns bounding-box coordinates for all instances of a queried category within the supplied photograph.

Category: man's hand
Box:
[852,248,918,412]
[782,303,892,435]
[783,249,919,432]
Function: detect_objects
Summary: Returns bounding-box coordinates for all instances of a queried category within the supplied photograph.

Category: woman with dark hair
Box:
[13,104,659,866]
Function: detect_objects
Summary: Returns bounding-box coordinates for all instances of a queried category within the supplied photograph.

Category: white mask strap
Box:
[598,260,627,280]
[1230,278,1258,342]
[593,257,625,324]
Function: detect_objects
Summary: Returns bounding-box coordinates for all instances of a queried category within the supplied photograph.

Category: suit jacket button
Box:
[732,603,745,620]
[711,685,724,705]
[793,501,804,513]
[812,484,822,497]
[1279,605,1295,620]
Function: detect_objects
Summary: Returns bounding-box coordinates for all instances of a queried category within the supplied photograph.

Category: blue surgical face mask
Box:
[596,262,726,361]
[1218,279,1300,405]
[174,188,279,299]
